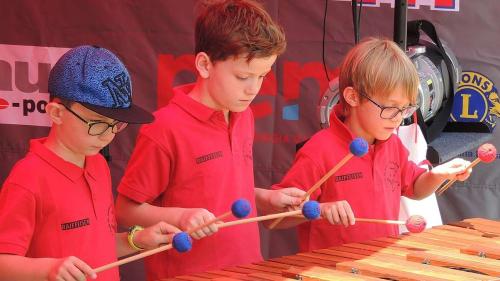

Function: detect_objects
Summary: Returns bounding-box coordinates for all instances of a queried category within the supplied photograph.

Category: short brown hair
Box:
[195,0,286,62]
[339,37,419,108]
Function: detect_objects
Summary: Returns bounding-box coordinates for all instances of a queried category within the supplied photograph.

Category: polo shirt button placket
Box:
[84,172,99,219]
[367,145,375,175]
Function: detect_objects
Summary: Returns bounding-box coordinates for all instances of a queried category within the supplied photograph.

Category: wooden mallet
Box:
[219,200,320,228]
[436,143,496,195]
[269,137,369,229]
[94,232,192,273]
[356,215,427,233]
[289,214,427,233]
[93,198,252,273]
[186,198,252,235]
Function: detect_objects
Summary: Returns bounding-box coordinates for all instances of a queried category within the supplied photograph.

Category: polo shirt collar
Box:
[329,104,358,142]
[171,83,217,122]
[30,138,98,182]
[170,83,242,124]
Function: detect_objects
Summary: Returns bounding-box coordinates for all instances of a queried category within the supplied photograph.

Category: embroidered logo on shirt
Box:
[196,151,223,164]
[61,218,90,231]
[335,172,363,182]
[384,161,401,192]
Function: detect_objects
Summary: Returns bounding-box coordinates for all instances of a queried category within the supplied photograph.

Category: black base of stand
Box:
[427,132,493,164]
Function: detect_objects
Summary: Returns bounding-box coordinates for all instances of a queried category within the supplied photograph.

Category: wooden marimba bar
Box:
[165,218,500,281]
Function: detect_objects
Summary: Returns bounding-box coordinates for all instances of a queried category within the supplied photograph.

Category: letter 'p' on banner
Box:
[0,44,69,127]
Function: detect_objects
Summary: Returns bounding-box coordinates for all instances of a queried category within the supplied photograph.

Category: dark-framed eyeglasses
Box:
[59,103,128,136]
[358,91,418,119]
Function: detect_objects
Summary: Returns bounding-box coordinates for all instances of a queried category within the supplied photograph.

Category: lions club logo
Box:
[450,71,499,131]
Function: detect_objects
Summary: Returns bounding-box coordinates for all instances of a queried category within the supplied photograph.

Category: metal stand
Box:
[393,0,407,50]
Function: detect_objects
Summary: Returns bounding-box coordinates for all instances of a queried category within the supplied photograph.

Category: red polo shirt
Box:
[118,83,261,280]
[273,105,426,252]
[0,138,119,281]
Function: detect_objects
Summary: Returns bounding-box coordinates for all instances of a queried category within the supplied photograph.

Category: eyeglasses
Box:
[358,91,418,119]
[59,103,128,136]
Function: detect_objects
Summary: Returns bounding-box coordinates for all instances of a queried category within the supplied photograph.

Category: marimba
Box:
[164,218,500,281]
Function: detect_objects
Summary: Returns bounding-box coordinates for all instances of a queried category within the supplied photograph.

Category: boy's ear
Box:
[195,52,212,79]
[45,102,65,125]
[343,87,360,107]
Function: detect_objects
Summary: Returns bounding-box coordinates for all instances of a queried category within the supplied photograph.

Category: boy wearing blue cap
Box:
[0,45,179,281]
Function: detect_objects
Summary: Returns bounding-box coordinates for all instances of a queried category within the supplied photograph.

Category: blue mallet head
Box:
[231,199,252,218]
[172,232,192,253]
[349,137,369,157]
[302,201,321,220]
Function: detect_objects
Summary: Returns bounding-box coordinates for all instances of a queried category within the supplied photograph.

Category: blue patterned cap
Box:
[48,45,153,124]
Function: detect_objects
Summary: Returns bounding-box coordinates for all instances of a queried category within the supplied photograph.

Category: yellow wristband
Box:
[127,225,145,251]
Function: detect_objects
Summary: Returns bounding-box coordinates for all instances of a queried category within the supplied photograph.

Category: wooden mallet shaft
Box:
[436,158,481,195]
[288,214,405,225]
[269,154,354,229]
[219,209,304,229]
[289,213,427,233]
[437,143,496,195]
[304,155,354,199]
[94,243,173,273]
[186,211,232,235]
[93,211,233,274]
[355,218,406,225]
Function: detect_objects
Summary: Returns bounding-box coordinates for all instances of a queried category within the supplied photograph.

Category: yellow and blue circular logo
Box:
[450,71,498,131]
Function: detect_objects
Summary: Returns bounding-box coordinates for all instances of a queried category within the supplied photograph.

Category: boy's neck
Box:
[344,114,375,145]
[44,130,86,168]
[189,80,230,122]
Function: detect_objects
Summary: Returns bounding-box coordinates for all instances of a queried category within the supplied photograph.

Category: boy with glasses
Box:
[0,45,180,281]
[270,38,472,252]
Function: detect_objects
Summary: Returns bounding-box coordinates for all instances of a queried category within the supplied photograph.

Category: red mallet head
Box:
[405,215,426,233]
[477,143,497,163]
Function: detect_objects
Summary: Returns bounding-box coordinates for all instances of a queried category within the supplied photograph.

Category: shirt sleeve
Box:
[399,143,427,198]
[272,150,325,201]
[0,183,36,255]
[117,132,172,204]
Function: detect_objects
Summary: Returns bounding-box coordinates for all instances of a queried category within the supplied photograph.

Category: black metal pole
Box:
[393,0,407,50]
[352,0,359,44]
